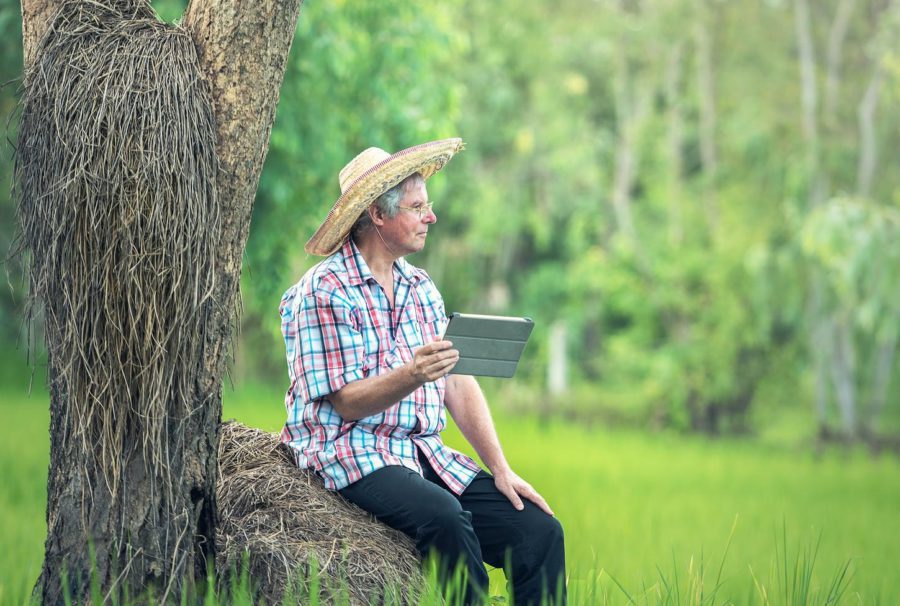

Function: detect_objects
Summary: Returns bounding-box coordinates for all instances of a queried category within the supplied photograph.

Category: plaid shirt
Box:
[280,239,481,494]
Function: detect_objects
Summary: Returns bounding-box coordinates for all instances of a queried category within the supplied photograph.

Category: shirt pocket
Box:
[420,304,445,344]
[398,305,443,356]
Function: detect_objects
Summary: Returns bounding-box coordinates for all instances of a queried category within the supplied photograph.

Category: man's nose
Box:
[424,207,437,224]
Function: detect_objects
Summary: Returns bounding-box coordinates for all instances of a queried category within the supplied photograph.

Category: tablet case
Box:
[443,313,534,378]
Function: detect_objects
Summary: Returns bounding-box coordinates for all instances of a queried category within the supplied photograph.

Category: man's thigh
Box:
[339,464,463,537]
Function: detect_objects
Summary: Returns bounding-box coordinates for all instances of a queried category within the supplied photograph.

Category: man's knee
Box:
[510,513,566,605]
[538,514,565,552]
[513,510,563,554]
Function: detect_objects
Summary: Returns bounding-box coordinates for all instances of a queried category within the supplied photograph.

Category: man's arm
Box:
[444,374,554,516]
[330,340,459,420]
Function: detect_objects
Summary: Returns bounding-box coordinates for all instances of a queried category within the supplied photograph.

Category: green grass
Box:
[2,382,898,604]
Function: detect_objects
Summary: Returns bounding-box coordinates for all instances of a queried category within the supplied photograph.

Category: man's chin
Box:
[406,240,426,255]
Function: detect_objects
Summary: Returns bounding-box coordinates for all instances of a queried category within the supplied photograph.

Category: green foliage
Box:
[4,0,900,436]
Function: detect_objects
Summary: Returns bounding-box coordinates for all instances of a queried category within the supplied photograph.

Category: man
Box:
[280,139,565,605]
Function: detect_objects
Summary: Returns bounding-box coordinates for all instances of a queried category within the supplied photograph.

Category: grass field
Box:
[1,382,898,604]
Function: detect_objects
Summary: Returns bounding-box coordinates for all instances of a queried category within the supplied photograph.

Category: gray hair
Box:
[351,172,425,239]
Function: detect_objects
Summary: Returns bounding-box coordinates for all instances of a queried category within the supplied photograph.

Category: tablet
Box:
[442,313,534,378]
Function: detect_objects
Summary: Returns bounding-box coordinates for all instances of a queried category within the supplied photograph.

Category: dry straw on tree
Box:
[14,0,423,600]
[15,0,220,496]
[217,422,423,604]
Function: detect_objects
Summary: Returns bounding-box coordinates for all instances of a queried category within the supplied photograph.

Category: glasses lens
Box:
[402,202,432,217]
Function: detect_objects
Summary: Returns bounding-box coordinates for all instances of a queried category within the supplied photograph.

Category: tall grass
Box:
[1,383,897,604]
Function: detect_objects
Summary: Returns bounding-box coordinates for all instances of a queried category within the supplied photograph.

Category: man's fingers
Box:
[431,351,459,368]
[522,487,555,517]
[411,346,459,382]
[503,478,555,516]
[497,482,524,511]
[422,350,458,372]
[421,339,454,354]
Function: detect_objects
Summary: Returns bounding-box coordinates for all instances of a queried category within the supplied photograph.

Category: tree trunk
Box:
[856,53,883,197]
[694,6,718,232]
[831,314,857,437]
[868,340,897,433]
[21,0,303,602]
[547,320,568,396]
[823,0,856,124]
[665,42,685,246]
[793,0,835,434]
[611,43,638,244]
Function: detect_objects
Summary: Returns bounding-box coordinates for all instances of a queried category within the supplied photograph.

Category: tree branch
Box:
[183,0,303,390]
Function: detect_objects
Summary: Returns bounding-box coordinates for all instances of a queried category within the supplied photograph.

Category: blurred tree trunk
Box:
[823,0,856,124]
[694,3,718,232]
[831,315,858,434]
[20,0,303,602]
[869,342,897,434]
[794,0,898,440]
[856,59,882,197]
[548,320,568,396]
[665,42,685,246]
[611,43,639,244]
[856,17,893,433]
[793,0,835,436]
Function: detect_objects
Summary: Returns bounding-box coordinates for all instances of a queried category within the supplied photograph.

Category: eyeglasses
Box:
[397,201,434,218]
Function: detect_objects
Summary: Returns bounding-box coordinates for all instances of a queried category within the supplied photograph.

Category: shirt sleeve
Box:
[288,288,367,404]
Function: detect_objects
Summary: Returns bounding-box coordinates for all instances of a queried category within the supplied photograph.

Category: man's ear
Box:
[369,204,386,226]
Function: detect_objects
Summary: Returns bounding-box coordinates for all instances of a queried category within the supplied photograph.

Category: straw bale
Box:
[217,421,424,604]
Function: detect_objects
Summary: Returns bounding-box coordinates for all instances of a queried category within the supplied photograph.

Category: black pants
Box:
[339,450,566,605]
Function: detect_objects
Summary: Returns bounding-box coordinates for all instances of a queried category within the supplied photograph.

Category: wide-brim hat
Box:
[305,138,465,255]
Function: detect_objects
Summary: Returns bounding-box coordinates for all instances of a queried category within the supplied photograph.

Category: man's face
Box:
[380,181,436,256]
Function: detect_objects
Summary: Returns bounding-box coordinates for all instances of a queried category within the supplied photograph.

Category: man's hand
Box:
[409,339,459,384]
[493,467,555,516]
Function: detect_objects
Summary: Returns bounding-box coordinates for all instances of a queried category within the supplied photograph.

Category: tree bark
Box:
[23,0,303,602]
[20,0,60,67]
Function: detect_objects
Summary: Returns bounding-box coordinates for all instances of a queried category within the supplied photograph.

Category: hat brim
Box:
[305,138,464,256]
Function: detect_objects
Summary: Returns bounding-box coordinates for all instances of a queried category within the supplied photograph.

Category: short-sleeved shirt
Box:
[279,239,481,494]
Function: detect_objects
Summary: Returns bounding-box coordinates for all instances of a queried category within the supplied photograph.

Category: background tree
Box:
[15,0,302,601]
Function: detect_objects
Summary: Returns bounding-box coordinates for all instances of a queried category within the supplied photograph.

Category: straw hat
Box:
[305,138,465,255]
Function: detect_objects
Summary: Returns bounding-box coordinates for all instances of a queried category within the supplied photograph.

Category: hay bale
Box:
[217,421,424,604]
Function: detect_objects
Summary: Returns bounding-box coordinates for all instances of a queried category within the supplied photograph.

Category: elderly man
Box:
[280,139,565,605]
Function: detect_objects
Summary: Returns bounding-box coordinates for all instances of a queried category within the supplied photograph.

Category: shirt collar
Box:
[341,238,421,286]
[341,238,373,286]
[394,256,419,284]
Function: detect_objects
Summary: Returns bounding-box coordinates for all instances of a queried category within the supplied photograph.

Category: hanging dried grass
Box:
[14,0,220,494]
[217,422,424,604]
